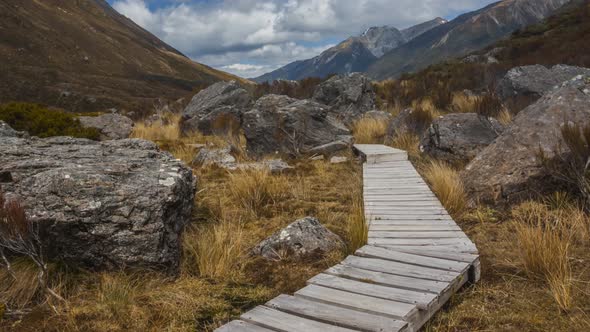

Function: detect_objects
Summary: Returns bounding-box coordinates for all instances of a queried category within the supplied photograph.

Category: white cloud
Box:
[111,0,497,78]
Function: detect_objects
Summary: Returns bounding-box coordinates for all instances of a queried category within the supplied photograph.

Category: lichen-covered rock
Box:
[181,81,252,135]
[78,113,134,140]
[463,75,590,206]
[243,97,352,157]
[0,137,196,273]
[497,64,590,100]
[312,73,376,125]
[421,113,504,164]
[252,217,344,260]
[0,121,28,138]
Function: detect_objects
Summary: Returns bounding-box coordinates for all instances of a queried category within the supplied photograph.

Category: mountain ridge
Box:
[367,0,572,79]
[253,17,446,83]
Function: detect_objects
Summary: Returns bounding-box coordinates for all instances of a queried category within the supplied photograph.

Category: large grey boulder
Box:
[181,81,252,135]
[463,75,590,205]
[0,137,196,273]
[497,65,590,100]
[0,121,28,138]
[243,95,352,157]
[78,113,134,140]
[312,73,376,125]
[252,217,344,260]
[421,113,504,164]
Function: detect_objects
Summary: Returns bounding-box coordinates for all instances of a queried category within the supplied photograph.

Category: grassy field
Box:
[0,117,364,331]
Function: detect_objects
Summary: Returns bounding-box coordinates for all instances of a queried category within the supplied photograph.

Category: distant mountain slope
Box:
[0,0,247,113]
[367,0,571,80]
[254,18,446,83]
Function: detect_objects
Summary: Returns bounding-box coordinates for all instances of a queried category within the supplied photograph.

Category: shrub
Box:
[0,102,100,139]
[423,161,467,216]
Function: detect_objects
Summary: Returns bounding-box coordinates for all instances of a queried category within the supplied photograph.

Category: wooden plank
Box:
[378,246,479,263]
[342,255,458,282]
[325,264,448,294]
[370,225,462,231]
[308,273,437,310]
[215,320,275,332]
[368,231,469,239]
[295,285,417,321]
[266,294,409,332]
[368,238,476,247]
[241,306,358,332]
[378,244,479,254]
[356,246,470,273]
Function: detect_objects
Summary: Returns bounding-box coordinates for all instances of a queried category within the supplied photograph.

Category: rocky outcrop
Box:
[463,75,590,205]
[252,217,344,260]
[181,81,252,135]
[421,113,504,164]
[0,136,196,273]
[312,73,376,125]
[497,65,590,100]
[0,121,28,138]
[243,96,352,157]
[78,113,134,140]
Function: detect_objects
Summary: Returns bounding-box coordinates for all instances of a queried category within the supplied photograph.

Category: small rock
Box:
[307,140,352,157]
[78,113,134,140]
[330,156,348,164]
[252,217,344,260]
[192,146,236,168]
[0,121,29,138]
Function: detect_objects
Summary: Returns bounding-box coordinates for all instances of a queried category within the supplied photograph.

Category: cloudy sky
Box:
[107,0,498,78]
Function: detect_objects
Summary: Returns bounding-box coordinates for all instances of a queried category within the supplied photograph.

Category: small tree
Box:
[0,191,64,309]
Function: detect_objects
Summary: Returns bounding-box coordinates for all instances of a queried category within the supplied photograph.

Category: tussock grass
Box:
[183,221,245,280]
[227,169,289,218]
[352,117,389,144]
[423,161,467,216]
[390,132,420,156]
[451,92,479,113]
[0,259,41,309]
[346,183,368,254]
[131,114,182,142]
[496,109,513,126]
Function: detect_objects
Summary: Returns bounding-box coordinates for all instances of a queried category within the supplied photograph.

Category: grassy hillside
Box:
[0,0,248,115]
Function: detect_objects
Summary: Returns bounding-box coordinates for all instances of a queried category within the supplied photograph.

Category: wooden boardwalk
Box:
[216,144,480,332]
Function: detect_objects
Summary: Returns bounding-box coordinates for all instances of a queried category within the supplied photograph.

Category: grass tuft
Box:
[423,161,467,216]
[352,117,389,144]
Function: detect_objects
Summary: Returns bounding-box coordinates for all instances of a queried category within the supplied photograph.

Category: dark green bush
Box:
[0,103,100,140]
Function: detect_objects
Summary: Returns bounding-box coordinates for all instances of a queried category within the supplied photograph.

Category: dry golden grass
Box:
[227,169,289,218]
[131,114,182,142]
[423,161,467,216]
[182,220,245,280]
[390,132,420,156]
[451,92,479,113]
[352,117,389,144]
[346,182,368,254]
[497,109,513,126]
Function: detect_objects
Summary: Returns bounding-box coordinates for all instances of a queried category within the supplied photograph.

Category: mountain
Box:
[253,18,446,83]
[0,0,247,113]
[367,0,571,80]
